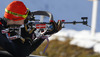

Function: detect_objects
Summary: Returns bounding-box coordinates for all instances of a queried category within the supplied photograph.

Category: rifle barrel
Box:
[63,22,84,24]
[30,21,87,25]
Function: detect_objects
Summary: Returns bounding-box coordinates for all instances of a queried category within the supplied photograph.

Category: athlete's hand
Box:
[45,20,62,35]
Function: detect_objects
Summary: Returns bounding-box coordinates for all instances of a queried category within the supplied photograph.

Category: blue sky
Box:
[0,0,99,32]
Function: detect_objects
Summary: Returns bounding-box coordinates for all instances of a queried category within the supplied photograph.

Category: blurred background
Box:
[0,0,100,57]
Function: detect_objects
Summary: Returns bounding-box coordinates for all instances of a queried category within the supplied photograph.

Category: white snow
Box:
[49,29,100,53]
[94,43,100,53]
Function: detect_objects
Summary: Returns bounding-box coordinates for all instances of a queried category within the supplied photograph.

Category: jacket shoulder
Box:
[0,18,7,27]
[0,18,3,25]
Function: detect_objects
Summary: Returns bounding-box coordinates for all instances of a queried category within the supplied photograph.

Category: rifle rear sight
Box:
[81,17,88,25]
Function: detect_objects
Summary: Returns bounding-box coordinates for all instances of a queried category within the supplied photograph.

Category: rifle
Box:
[26,11,90,33]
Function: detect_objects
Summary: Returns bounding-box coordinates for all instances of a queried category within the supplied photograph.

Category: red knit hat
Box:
[4,1,28,21]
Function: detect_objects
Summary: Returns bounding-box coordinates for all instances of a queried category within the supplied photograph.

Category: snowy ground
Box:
[49,29,100,53]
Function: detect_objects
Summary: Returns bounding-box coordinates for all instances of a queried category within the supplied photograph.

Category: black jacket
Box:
[0,18,45,57]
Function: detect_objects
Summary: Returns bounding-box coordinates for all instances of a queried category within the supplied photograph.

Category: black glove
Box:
[44,20,62,35]
[21,25,36,44]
